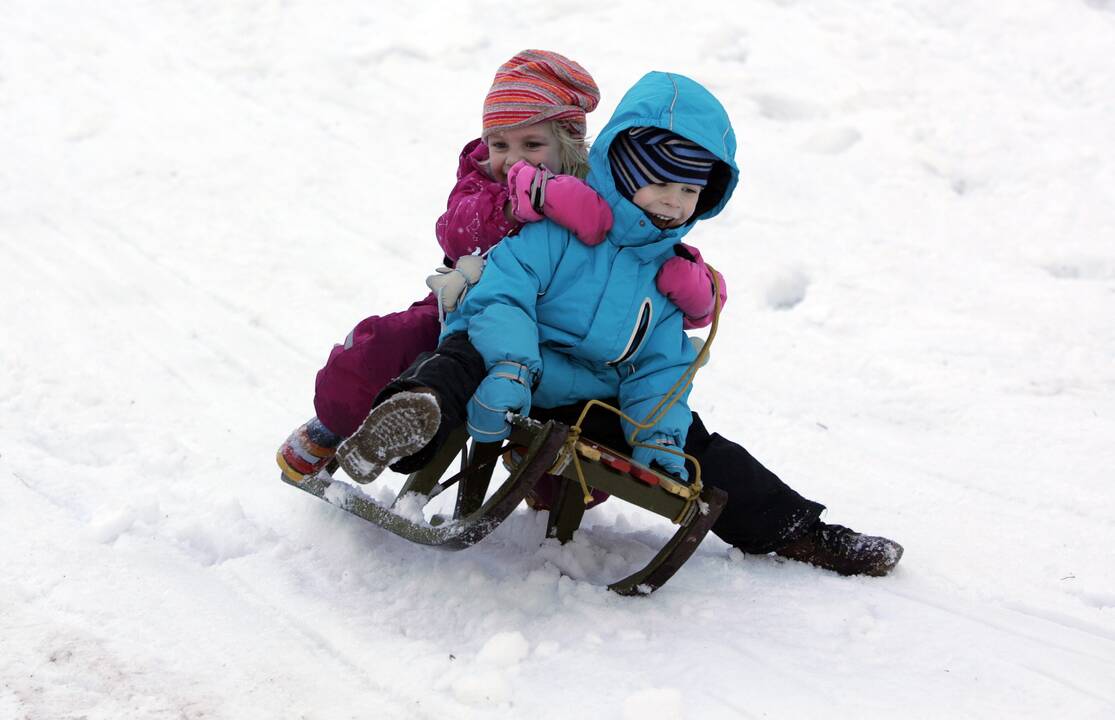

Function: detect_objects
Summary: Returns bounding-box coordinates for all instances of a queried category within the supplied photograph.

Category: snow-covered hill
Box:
[2,1,1113,717]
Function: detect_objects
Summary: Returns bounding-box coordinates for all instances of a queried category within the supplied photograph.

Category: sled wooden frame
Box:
[280,415,727,596]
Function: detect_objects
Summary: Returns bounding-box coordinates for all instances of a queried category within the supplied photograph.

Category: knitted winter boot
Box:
[336,391,441,484]
[775,521,904,577]
[277,417,341,484]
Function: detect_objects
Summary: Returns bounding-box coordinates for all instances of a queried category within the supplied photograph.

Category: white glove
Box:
[426,254,485,314]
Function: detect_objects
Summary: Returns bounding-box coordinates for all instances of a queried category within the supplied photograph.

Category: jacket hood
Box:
[587,72,740,248]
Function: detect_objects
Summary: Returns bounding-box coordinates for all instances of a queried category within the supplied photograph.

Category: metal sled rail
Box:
[280,420,567,550]
[521,427,728,596]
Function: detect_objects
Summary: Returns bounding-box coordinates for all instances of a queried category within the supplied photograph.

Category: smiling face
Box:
[485,123,564,182]
[631,182,703,229]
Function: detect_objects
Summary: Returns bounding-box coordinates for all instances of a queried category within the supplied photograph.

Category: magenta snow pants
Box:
[314,294,442,437]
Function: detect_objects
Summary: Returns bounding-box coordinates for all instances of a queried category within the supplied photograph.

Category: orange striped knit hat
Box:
[482,50,599,139]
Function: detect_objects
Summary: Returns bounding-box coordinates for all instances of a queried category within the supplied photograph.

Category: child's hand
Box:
[466,361,533,441]
[656,243,728,330]
[631,434,688,482]
[506,161,549,223]
[426,255,485,314]
[506,160,613,246]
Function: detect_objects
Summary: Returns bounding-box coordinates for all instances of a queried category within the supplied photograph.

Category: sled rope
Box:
[566,268,723,513]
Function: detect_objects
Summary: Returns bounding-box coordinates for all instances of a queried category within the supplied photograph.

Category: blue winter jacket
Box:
[443,71,740,448]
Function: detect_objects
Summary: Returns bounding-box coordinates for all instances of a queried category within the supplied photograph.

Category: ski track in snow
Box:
[3,1,1115,718]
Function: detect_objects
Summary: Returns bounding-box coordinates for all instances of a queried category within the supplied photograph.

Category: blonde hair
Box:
[553,122,591,179]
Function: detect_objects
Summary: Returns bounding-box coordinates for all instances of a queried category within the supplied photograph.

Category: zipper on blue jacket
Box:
[607,299,653,367]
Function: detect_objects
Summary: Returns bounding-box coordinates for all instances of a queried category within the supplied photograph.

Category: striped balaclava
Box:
[609,127,719,201]
[482,49,599,140]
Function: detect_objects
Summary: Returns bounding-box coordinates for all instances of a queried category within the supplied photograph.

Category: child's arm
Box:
[616,320,697,480]
[656,243,729,329]
[443,225,565,440]
[435,140,522,264]
[506,161,614,247]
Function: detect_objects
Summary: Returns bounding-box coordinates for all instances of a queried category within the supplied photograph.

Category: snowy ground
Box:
[3,1,1114,718]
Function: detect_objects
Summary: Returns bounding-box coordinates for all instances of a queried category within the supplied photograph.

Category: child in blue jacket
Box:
[336,71,903,577]
[342,70,728,480]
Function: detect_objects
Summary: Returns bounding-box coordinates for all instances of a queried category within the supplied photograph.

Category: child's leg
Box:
[313,294,441,438]
[338,332,487,480]
[683,413,825,553]
[279,295,440,482]
[684,415,903,575]
[527,405,824,551]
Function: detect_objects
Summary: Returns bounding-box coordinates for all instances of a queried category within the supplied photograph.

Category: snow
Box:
[2,1,1114,717]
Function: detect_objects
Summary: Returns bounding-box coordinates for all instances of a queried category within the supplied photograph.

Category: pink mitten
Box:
[507,160,547,223]
[507,160,613,246]
[656,243,729,329]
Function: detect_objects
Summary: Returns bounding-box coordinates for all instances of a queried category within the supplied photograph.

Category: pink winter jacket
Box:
[435,139,522,265]
[433,138,725,329]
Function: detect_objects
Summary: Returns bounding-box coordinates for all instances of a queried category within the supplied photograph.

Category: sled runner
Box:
[279,414,727,596]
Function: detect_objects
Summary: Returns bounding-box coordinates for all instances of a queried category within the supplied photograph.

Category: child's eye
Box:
[490,142,508,151]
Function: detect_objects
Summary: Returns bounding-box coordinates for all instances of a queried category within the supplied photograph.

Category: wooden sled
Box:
[281,415,727,595]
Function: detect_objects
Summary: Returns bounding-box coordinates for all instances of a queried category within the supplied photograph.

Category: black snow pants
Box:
[376,332,825,554]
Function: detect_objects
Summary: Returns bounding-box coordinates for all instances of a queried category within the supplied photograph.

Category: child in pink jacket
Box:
[278,50,725,484]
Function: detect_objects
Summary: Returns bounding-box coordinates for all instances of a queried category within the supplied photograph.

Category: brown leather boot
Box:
[336,391,441,484]
[775,521,903,577]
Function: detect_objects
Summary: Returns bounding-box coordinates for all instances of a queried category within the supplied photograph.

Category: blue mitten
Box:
[631,434,689,482]
[467,361,533,442]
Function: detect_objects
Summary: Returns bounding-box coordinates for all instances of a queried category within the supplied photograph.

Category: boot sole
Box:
[336,392,441,484]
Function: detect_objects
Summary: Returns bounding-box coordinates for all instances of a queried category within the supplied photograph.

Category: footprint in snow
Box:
[751,92,824,122]
[765,268,810,310]
[1043,258,1115,281]
[801,126,862,155]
